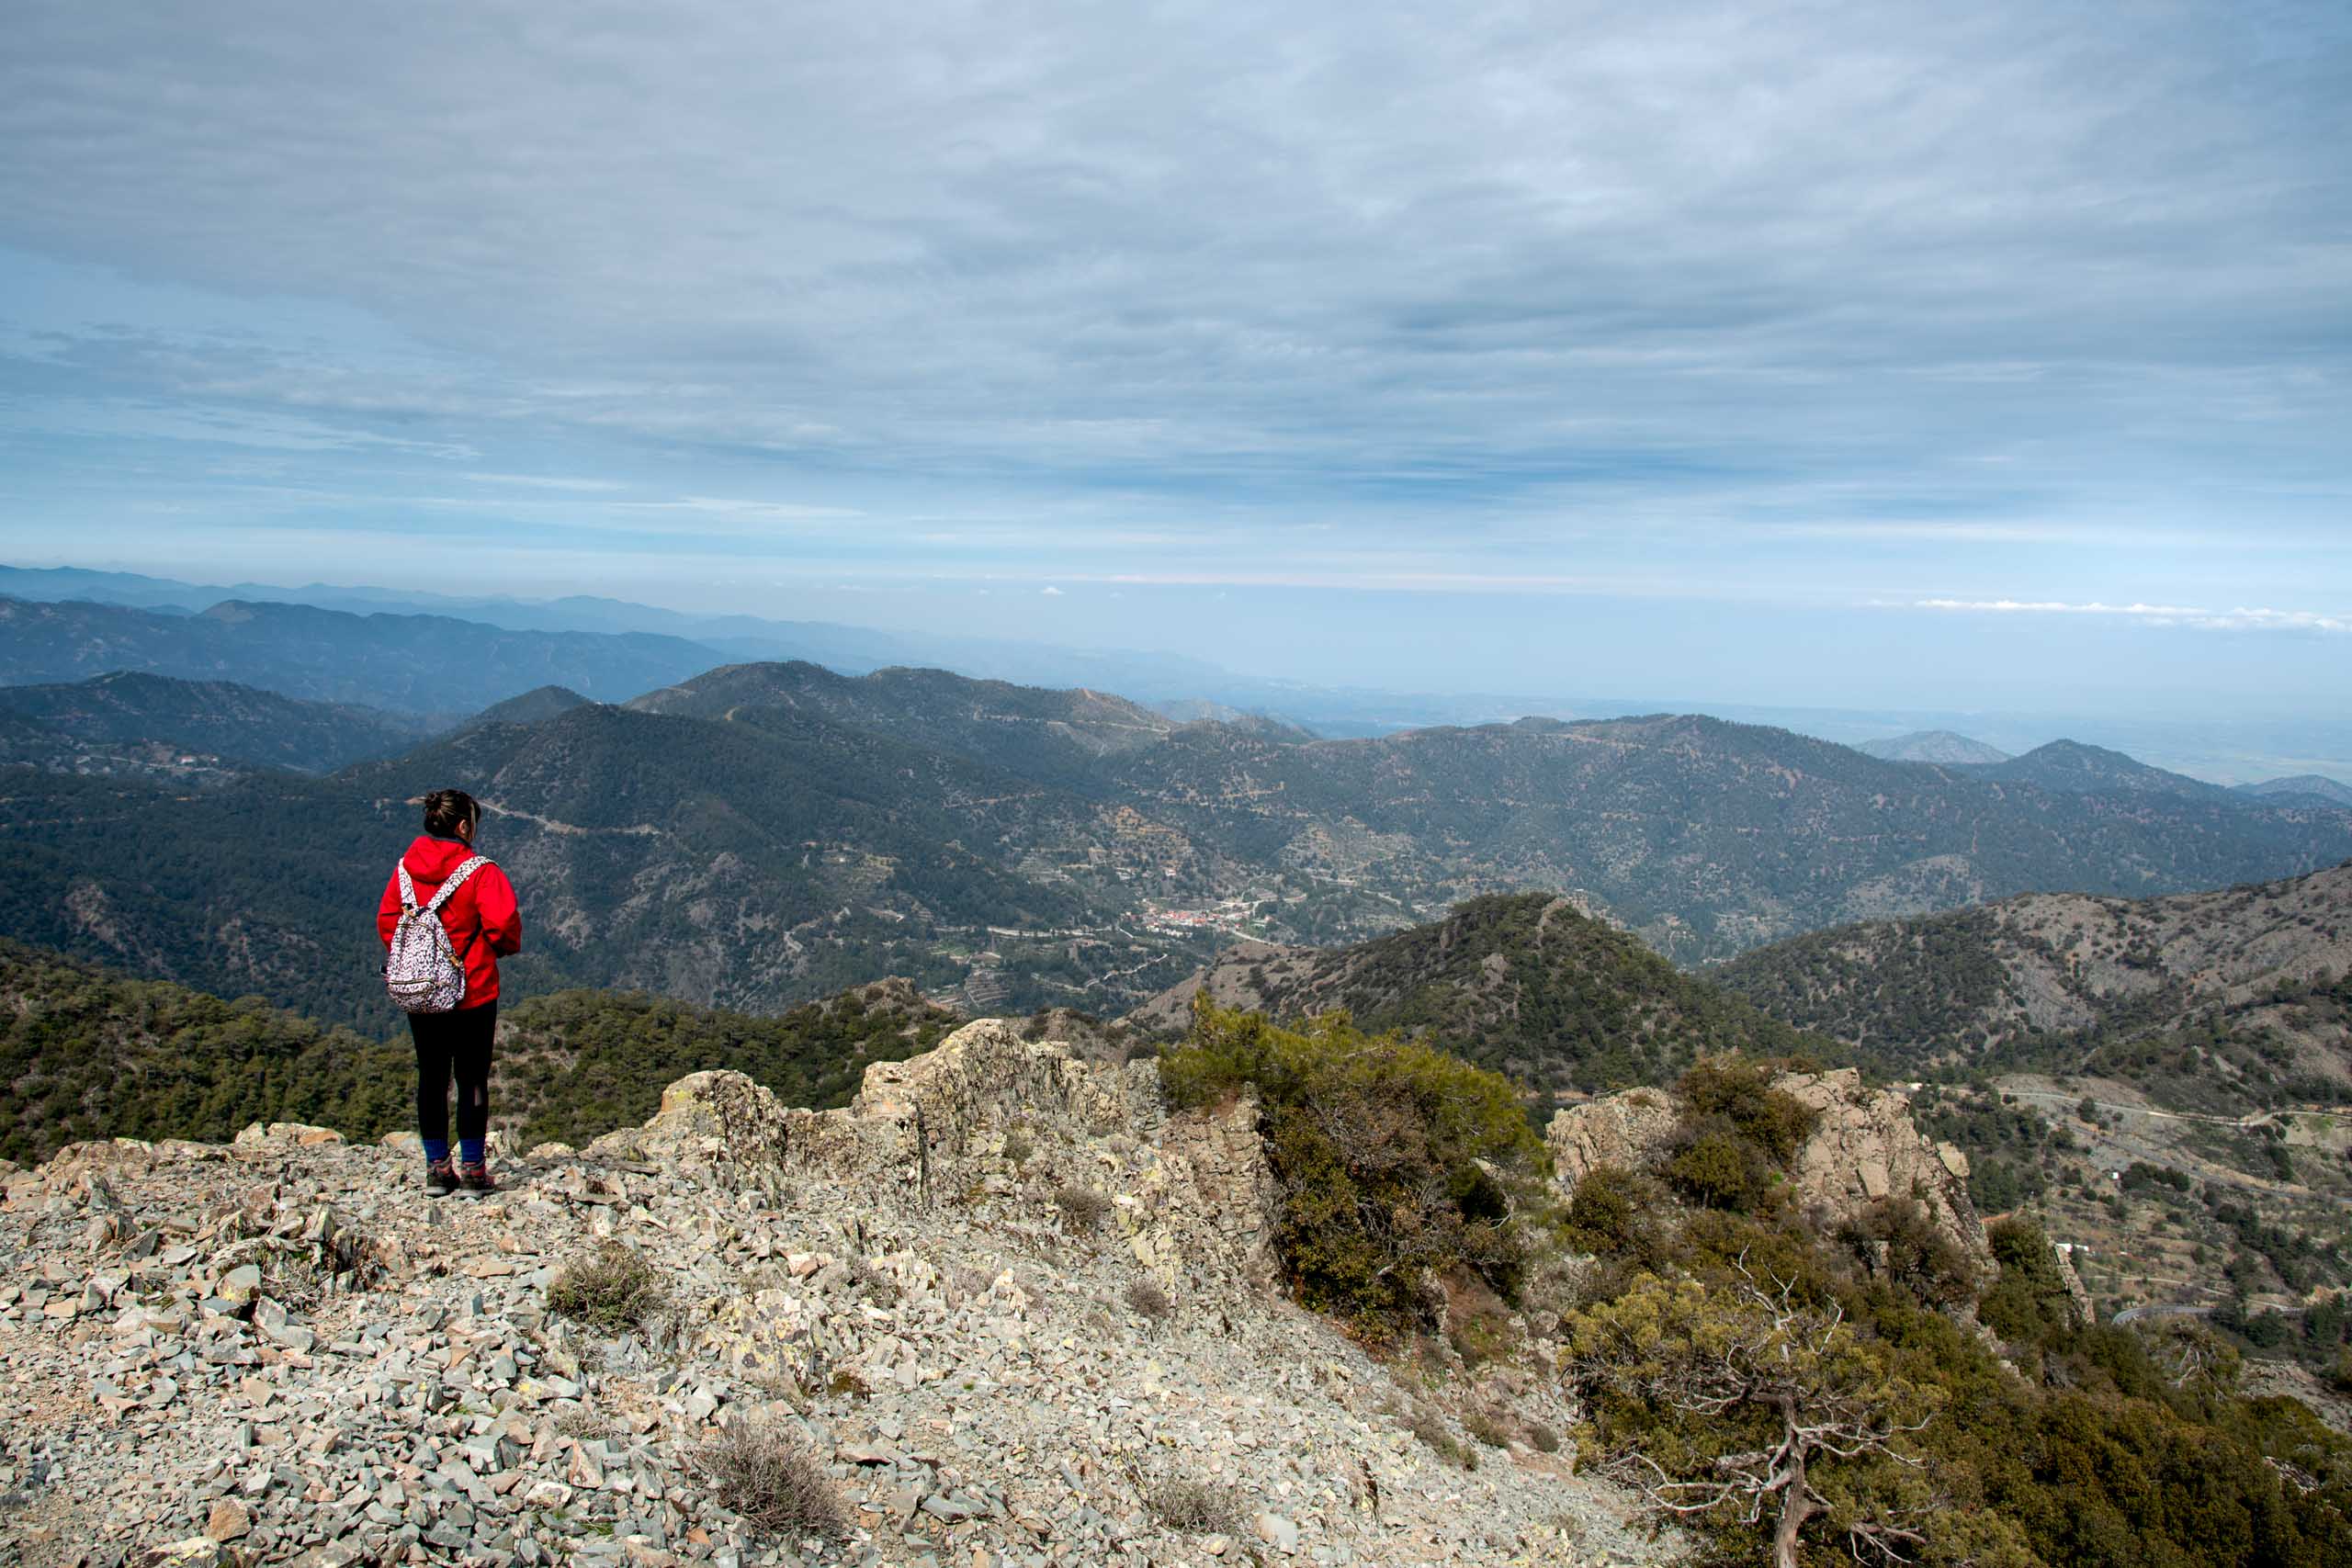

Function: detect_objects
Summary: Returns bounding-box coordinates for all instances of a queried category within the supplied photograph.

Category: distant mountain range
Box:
[0,671,432,775]
[1713,860,2352,1103]
[2238,774,2352,810]
[5,655,2352,1034]
[1856,729,2011,764]
[0,593,722,715]
[1949,739,2243,804]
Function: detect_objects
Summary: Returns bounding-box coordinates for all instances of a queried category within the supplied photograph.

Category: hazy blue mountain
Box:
[1951,739,2239,804]
[1856,729,2011,764]
[0,594,723,715]
[0,671,431,774]
[2236,774,2352,809]
[1088,712,2352,961]
[464,684,594,728]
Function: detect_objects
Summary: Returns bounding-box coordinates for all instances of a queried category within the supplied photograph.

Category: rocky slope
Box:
[0,1021,1663,1568]
[1714,860,2352,1089]
[1546,1067,1991,1289]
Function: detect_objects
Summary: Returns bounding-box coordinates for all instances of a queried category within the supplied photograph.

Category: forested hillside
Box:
[0,696,1166,1033]
[627,660,1183,785]
[0,671,430,774]
[1089,711,2352,962]
[1130,892,1838,1093]
[0,941,957,1163]
[1714,861,2352,1099]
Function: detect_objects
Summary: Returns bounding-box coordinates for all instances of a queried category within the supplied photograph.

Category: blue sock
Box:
[423,1138,450,1165]
[459,1138,485,1167]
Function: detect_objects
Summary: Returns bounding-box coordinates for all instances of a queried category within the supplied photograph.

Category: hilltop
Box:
[10,1007,2349,1566]
[2240,774,2352,810]
[1129,892,1833,1094]
[1855,729,2010,764]
[1951,739,2238,804]
[626,660,1183,787]
[1713,860,2352,1092]
[0,671,429,776]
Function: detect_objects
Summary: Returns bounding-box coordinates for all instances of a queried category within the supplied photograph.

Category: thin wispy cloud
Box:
[0,0,2345,710]
[1909,600,2352,634]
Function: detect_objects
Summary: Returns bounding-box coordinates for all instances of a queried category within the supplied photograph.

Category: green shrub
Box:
[1662,1126,1771,1211]
[1159,1000,1549,1337]
[546,1242,668,1336]
[1979,1217,2076,1347]
[1404,1409,1476,1470]
[1837,1197,1978,1308]
[1676,1056,1818,1165]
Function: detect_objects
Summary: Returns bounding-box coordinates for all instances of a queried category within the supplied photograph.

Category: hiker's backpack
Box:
[383,855,490,1014]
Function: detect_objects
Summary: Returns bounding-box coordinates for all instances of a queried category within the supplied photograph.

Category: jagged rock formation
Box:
[0,1021,1660,1567]
[1547,1066,1993,1284]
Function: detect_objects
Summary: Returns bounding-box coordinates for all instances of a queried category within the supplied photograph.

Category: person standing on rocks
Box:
[377,787,523,1195]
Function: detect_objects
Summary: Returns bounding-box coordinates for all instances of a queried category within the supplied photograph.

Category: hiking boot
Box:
[458,1159,496,1194]
[425,1157,458,1196]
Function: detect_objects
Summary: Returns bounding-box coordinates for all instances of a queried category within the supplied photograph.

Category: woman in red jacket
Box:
[377,788,523,1194]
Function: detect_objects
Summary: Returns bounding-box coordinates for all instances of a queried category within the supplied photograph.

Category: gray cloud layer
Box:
[2,0,2347,565]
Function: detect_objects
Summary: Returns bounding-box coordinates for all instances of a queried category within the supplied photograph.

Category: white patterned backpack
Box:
[383,854,490,1014]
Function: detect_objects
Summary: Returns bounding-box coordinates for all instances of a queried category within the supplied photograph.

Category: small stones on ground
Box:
[0,1027,1666,1568]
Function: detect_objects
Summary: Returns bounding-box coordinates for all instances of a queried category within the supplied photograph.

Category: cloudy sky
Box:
[1,0,2346,713]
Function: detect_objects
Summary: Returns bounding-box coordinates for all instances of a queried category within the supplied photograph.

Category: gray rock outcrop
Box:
[1545,1066,1994,1286]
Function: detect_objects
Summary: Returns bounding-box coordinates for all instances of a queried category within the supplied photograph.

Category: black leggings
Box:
[412,999,496,1150]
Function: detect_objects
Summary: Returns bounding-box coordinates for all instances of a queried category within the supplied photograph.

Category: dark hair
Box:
[422,788,481,839]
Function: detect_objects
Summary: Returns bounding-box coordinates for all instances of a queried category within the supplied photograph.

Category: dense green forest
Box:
[0,941,957,1164]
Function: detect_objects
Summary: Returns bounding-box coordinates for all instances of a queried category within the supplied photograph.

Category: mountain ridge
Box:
[0,671,431,775]
[1855,728,2011,764]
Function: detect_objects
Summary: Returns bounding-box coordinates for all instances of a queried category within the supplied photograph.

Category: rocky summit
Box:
[0,1020,1662,1568]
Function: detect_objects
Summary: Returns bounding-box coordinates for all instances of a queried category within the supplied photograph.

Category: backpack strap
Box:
[396,863,421,913]
[421,855,492,917]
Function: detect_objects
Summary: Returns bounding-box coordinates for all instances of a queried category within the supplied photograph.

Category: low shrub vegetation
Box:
[546,1242,669,1336]
[1054,1184,1111,1235]
[691,1419,846,1540]
[1159,999,1550,1338]
[1145,1478,1244,1537]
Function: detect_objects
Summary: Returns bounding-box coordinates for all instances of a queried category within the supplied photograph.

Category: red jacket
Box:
[377,835,523,1009]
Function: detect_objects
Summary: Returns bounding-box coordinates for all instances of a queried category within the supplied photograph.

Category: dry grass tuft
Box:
[1147,1477,1244,1537]
[692,1419,848,1540]
[1055,1184,1112,1235]
[1125,1278,1173,1320]
[546,1241,668,1336]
